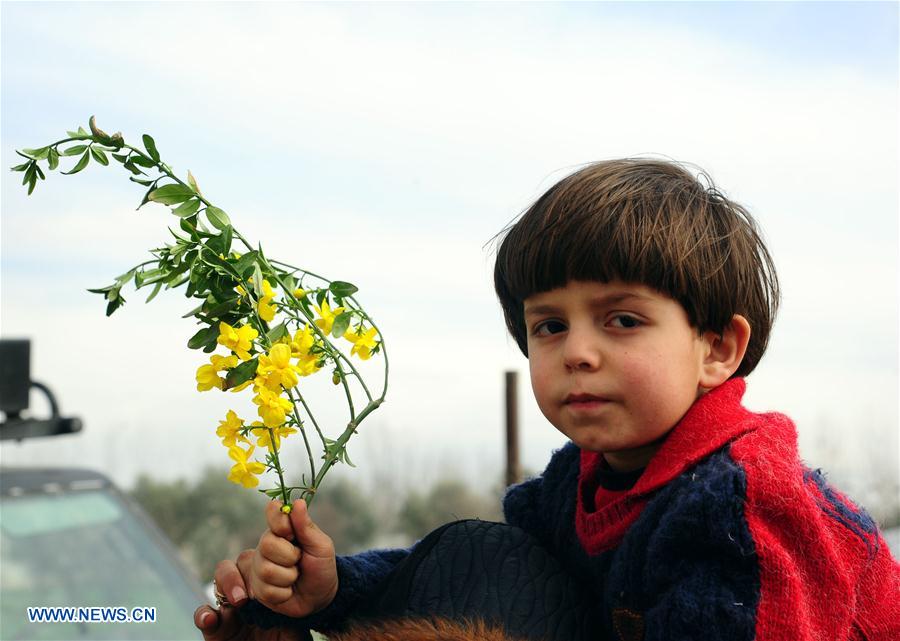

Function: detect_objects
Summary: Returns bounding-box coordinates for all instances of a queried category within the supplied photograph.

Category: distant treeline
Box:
[129,468,505,581]
[129,462,898,583]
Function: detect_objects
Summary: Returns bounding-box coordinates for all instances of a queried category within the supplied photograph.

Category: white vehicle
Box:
[1,339,206,640]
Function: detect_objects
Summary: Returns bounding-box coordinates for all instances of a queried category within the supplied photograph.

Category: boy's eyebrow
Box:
[524,291,654,317]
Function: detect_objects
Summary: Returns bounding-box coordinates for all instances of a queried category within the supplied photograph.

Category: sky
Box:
[1,2,898,513]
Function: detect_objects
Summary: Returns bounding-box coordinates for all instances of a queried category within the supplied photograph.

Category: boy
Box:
[196,160,899,640]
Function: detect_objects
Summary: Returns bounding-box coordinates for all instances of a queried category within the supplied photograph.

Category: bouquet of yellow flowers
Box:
[13,117,388,511]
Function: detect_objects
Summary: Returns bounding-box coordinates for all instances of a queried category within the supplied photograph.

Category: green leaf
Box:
[234,251,259,277]
[138,184,156,209]
[331,311,352,338]
[112,153,129,164]
[90,147,109,165]
[23,164,35,185]
[104,288,125,316]
[66,128,92,140]
[187,170,200,194]
[27,175,37,195]
[129,176,155,187]
[221,226,233,255]
[203,297,239,319]
[10,162,30,172]
[148,184,195,205]
[252,263,264,297]
[123,160,144,175]
[281,273,297,293]
[22,147,50,160]
[206,206,231,230]
[34,164,45,180]
[173,198,201,218]
[87,284,114,295]
[266,322,289,344]
[181,301,205,318]
[142,134,160,162]
[179,216,200,240]
[61,151,90,175]
[187,325,218,349]
[340,446,356,468]
[130,155,157,168]
[62,144,88,157]
[135,268,163,288]
[205,230,233,257]
[329,281,358,298]
[224,357,259,391]
[145,281,163,303]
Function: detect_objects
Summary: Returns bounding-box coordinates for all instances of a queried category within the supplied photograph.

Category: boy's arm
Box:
[238,546,412,632]
[503,441,580,546]
[233,498,413,633]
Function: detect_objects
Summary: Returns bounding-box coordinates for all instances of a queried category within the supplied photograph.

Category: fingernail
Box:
[200,611,211,626]
[231,587,246,603]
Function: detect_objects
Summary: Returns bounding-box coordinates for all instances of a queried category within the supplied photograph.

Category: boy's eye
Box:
[532,320,567,336]
[608,314,641,329]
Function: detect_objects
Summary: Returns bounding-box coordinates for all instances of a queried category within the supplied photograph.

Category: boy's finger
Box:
[214,559,249,606]
[259,530,302,567]
[265,500,295,540]
[236,548,253,580]
[289,499,334,558]
[254,557,300,588]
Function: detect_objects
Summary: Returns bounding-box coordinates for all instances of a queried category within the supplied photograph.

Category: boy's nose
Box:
[562,330,601,371]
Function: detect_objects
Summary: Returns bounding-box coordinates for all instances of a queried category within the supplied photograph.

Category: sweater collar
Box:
[576,378,756,554]
[579,377,754,499]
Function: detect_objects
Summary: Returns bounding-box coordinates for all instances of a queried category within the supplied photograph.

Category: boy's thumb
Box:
[289,499,333,557]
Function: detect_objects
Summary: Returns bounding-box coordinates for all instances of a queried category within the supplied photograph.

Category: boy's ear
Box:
[699,314,751,389]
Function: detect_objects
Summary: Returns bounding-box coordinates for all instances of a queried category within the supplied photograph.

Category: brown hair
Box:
[493,159,779,377]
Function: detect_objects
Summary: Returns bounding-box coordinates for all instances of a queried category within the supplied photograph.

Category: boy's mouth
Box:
[564,393,610,406]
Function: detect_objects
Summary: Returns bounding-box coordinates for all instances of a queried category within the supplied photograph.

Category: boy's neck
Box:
[602,438,666,472]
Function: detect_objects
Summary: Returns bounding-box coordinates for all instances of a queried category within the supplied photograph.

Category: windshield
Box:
[1,488,202,640]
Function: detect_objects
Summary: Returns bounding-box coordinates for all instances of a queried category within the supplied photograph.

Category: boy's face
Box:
[524,279,709,471]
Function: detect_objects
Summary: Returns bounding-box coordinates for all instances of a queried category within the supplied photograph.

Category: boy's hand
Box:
[250,499,339,618]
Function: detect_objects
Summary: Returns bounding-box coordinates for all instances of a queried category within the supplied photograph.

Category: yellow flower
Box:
[258,279,277,322]
[297,354,322,377]
[343,326,379,360]
[257,343,303,389]
[287,325,316,357]
[253,387,293,427]
[313,301,345,335]
[292,288,307,299]
[227,444,266,488]
[250,422,298,453]
[253,370,282,393]
[195,354,239,391]
[217,321,258,361]
[216,410,248,447]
